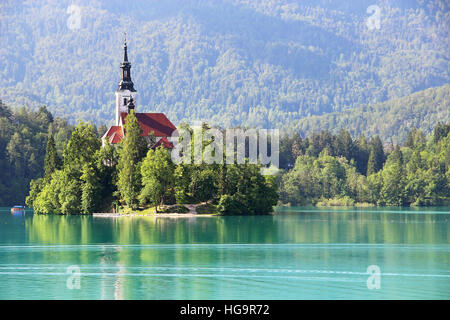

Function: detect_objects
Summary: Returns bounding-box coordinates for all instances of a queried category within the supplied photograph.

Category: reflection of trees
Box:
[26,215,92,244]
[275,209,442,245]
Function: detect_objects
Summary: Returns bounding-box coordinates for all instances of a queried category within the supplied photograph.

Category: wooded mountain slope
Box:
[290,84,450,144]
[0,0,448,128]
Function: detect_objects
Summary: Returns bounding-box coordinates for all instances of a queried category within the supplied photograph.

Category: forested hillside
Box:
[0,101,83,206]
[279,122,450,206]
[0,0,448,128]
[290,84,450,144]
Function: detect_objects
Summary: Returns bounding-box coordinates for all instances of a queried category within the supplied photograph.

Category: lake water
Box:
[0,207,448,300]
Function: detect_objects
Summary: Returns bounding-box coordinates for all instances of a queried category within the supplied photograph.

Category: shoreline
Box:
[93,212,216,218]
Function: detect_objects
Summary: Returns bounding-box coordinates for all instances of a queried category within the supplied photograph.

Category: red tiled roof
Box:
[152,137,174,149]
[121,112,176,137]
[109,131,123,144]
[102,126,123,144]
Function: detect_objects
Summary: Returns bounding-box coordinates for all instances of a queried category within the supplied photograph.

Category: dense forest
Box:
[0,0,449,129]
[0,101,74,206]
[279,122,450,206]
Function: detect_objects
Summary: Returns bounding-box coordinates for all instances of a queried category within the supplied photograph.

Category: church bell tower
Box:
[116,34,137,125]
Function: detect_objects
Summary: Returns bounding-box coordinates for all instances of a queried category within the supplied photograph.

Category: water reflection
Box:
[0,208,447,299]
[24,209,448,245]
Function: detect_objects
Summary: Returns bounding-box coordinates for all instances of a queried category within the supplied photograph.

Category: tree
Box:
[217,194,245,215]
[30,119,102,214]
[139,146,175,211]
[80,163,101,214]
[366,148,377,176]
[335,129,354,161]
[433,122,450,143]
[366,136,385,175]
[116,111,146,209]
[218,162,278,215]
[58,169,82,214]
[25,178,44,208]
[404,127,426,149]
[43,134,62,182]
[174,164,192,204]
[195,167,218,203]
[63,122,101,172]
[95,140,119,204]
[354,134,369,175]
[379,147,406,206]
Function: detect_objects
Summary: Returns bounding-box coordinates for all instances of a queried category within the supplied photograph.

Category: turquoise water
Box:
[0,207,449,299]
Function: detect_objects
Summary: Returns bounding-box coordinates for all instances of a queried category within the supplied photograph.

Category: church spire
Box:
[118,32,136,92]
[123,32,129,62]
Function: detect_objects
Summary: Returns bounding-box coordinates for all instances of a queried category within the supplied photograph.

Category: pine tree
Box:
[366,148,376,176]
[43,134,61,181]
[335,129,354,161]
[366,136,385,175]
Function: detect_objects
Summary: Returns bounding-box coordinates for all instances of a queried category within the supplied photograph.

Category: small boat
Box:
[11,206,25,215]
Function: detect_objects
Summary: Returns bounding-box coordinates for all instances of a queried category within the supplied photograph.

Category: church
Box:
[102,38,176,149]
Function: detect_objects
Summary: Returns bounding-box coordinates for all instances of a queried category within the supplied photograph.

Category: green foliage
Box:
[217,194,246,215]
[80,163,101,214]
[174,165,193,204]
[158,205,190,214]
[31,121,104,214]
[366,136,385,175]
[117,111,147,209]
[95,140,119,206]
[280,154,364,205]
[433,122,450,144]
[63,122,101,172]
[379,147,407,206]
[0,102,73,206]
[196,203,219,214]
[316,196,356,207]
[25,178,43,208]
[43,134,61,182]
[191,166,218,203]
[366,149,377,176]
[217,163,278,215]
[280,123,450,207]
[139,146,175,210]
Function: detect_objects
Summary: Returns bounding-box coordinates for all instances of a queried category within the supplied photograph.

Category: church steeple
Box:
[123,33,129,62]
[115,33,137,125]
[118,33,136,92]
